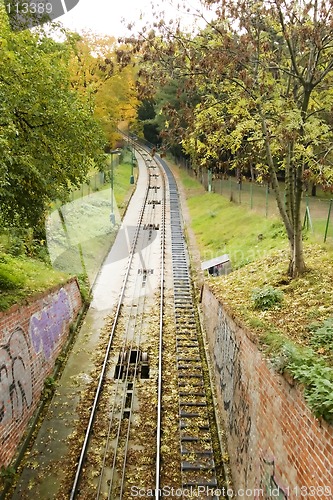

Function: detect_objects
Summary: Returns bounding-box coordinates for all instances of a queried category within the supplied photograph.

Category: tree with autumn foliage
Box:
[129,0,333,277]
[67,32,139,146]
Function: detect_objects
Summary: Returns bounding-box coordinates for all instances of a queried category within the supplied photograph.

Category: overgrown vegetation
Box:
[251,286,284,311]
[0,159,136,311]
[0,253,68,311]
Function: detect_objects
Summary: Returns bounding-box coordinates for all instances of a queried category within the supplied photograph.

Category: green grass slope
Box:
[174,164,333,422]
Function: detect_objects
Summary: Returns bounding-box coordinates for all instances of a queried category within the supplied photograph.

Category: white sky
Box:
[58,0,212,38]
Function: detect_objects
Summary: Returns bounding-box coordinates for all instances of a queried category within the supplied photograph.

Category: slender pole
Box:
[130,142,135,184]
[324,199,333,243]
[110,153,115,225]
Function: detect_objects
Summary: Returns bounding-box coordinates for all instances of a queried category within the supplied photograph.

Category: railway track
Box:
[69,144,223,499]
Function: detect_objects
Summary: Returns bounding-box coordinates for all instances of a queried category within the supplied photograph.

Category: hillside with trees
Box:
[0,6,138,305]
[127,0,333,277]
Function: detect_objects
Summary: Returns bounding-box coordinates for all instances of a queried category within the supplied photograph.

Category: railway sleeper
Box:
[177,366,202,372]
[182,479,218,488]
[181,435,211,442]
[176,329,197,335]
[178,369,203,376]
[181,443,214,454]
[179,410,208,419]
[176,340,199,344]
[182,468,216,478]
[176,327,197,332]
[177,360,202,366]
[180,423,211,433]
[177,372,203,380]
[179,391,206,398]
[181,460,215,471]
[176,337,198,343]
[176,340,199,353]
[179,402,207,407]
[175,327,197,333]
[182,474,217,489]
[178,373,203,379]
[175,312,195,317]
[176,328,197,335]
[180,411,209,421]
[177,344,200,350]
[177,357,201,362]
[178,382,204,390]
[174,293,192,298]
[176,323,197,330]
[177,355,201,362]
[176,341,198,347]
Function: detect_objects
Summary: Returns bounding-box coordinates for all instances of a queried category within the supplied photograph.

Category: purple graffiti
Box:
[29,288,72,359]
[0,327,33,427]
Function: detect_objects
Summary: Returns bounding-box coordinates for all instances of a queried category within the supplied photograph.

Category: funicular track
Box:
[69,144,221,499]
[160,159,219,494]
[69,144,166,499]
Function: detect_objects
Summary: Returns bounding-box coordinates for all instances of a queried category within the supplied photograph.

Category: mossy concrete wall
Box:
[0,278,82,467]
[201,284,333,499]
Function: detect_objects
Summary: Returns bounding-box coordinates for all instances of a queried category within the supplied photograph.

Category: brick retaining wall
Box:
[201,284,333,499]
[0,278,82,467]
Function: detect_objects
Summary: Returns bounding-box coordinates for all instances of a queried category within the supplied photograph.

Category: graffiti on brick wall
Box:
[29,287,72,359]
[261,456,288,499]
[0,327,33,427]
[214,312,252,482]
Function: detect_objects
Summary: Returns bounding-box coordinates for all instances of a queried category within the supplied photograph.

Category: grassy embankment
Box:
[0,157,136,312]
[175,164,333,422]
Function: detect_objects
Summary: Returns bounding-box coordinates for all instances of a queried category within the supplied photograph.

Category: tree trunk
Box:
[288,164,306,277]
[288,217,306,277]
[259,110,306,277]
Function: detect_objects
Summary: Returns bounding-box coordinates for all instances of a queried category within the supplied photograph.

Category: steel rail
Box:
[96,145,157,498]
[69,149,152,500]
[126,143,166,499]
[108,177,160,499]
[119,162,165,499]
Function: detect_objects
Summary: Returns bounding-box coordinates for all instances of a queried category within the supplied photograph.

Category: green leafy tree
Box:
[130,0,333,277]
[0,10,105,236]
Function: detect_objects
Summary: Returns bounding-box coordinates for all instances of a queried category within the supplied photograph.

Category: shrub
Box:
[251,286,283,310]
[309,318,333,352]
[287,357,333,423]
[0,268,25,290]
